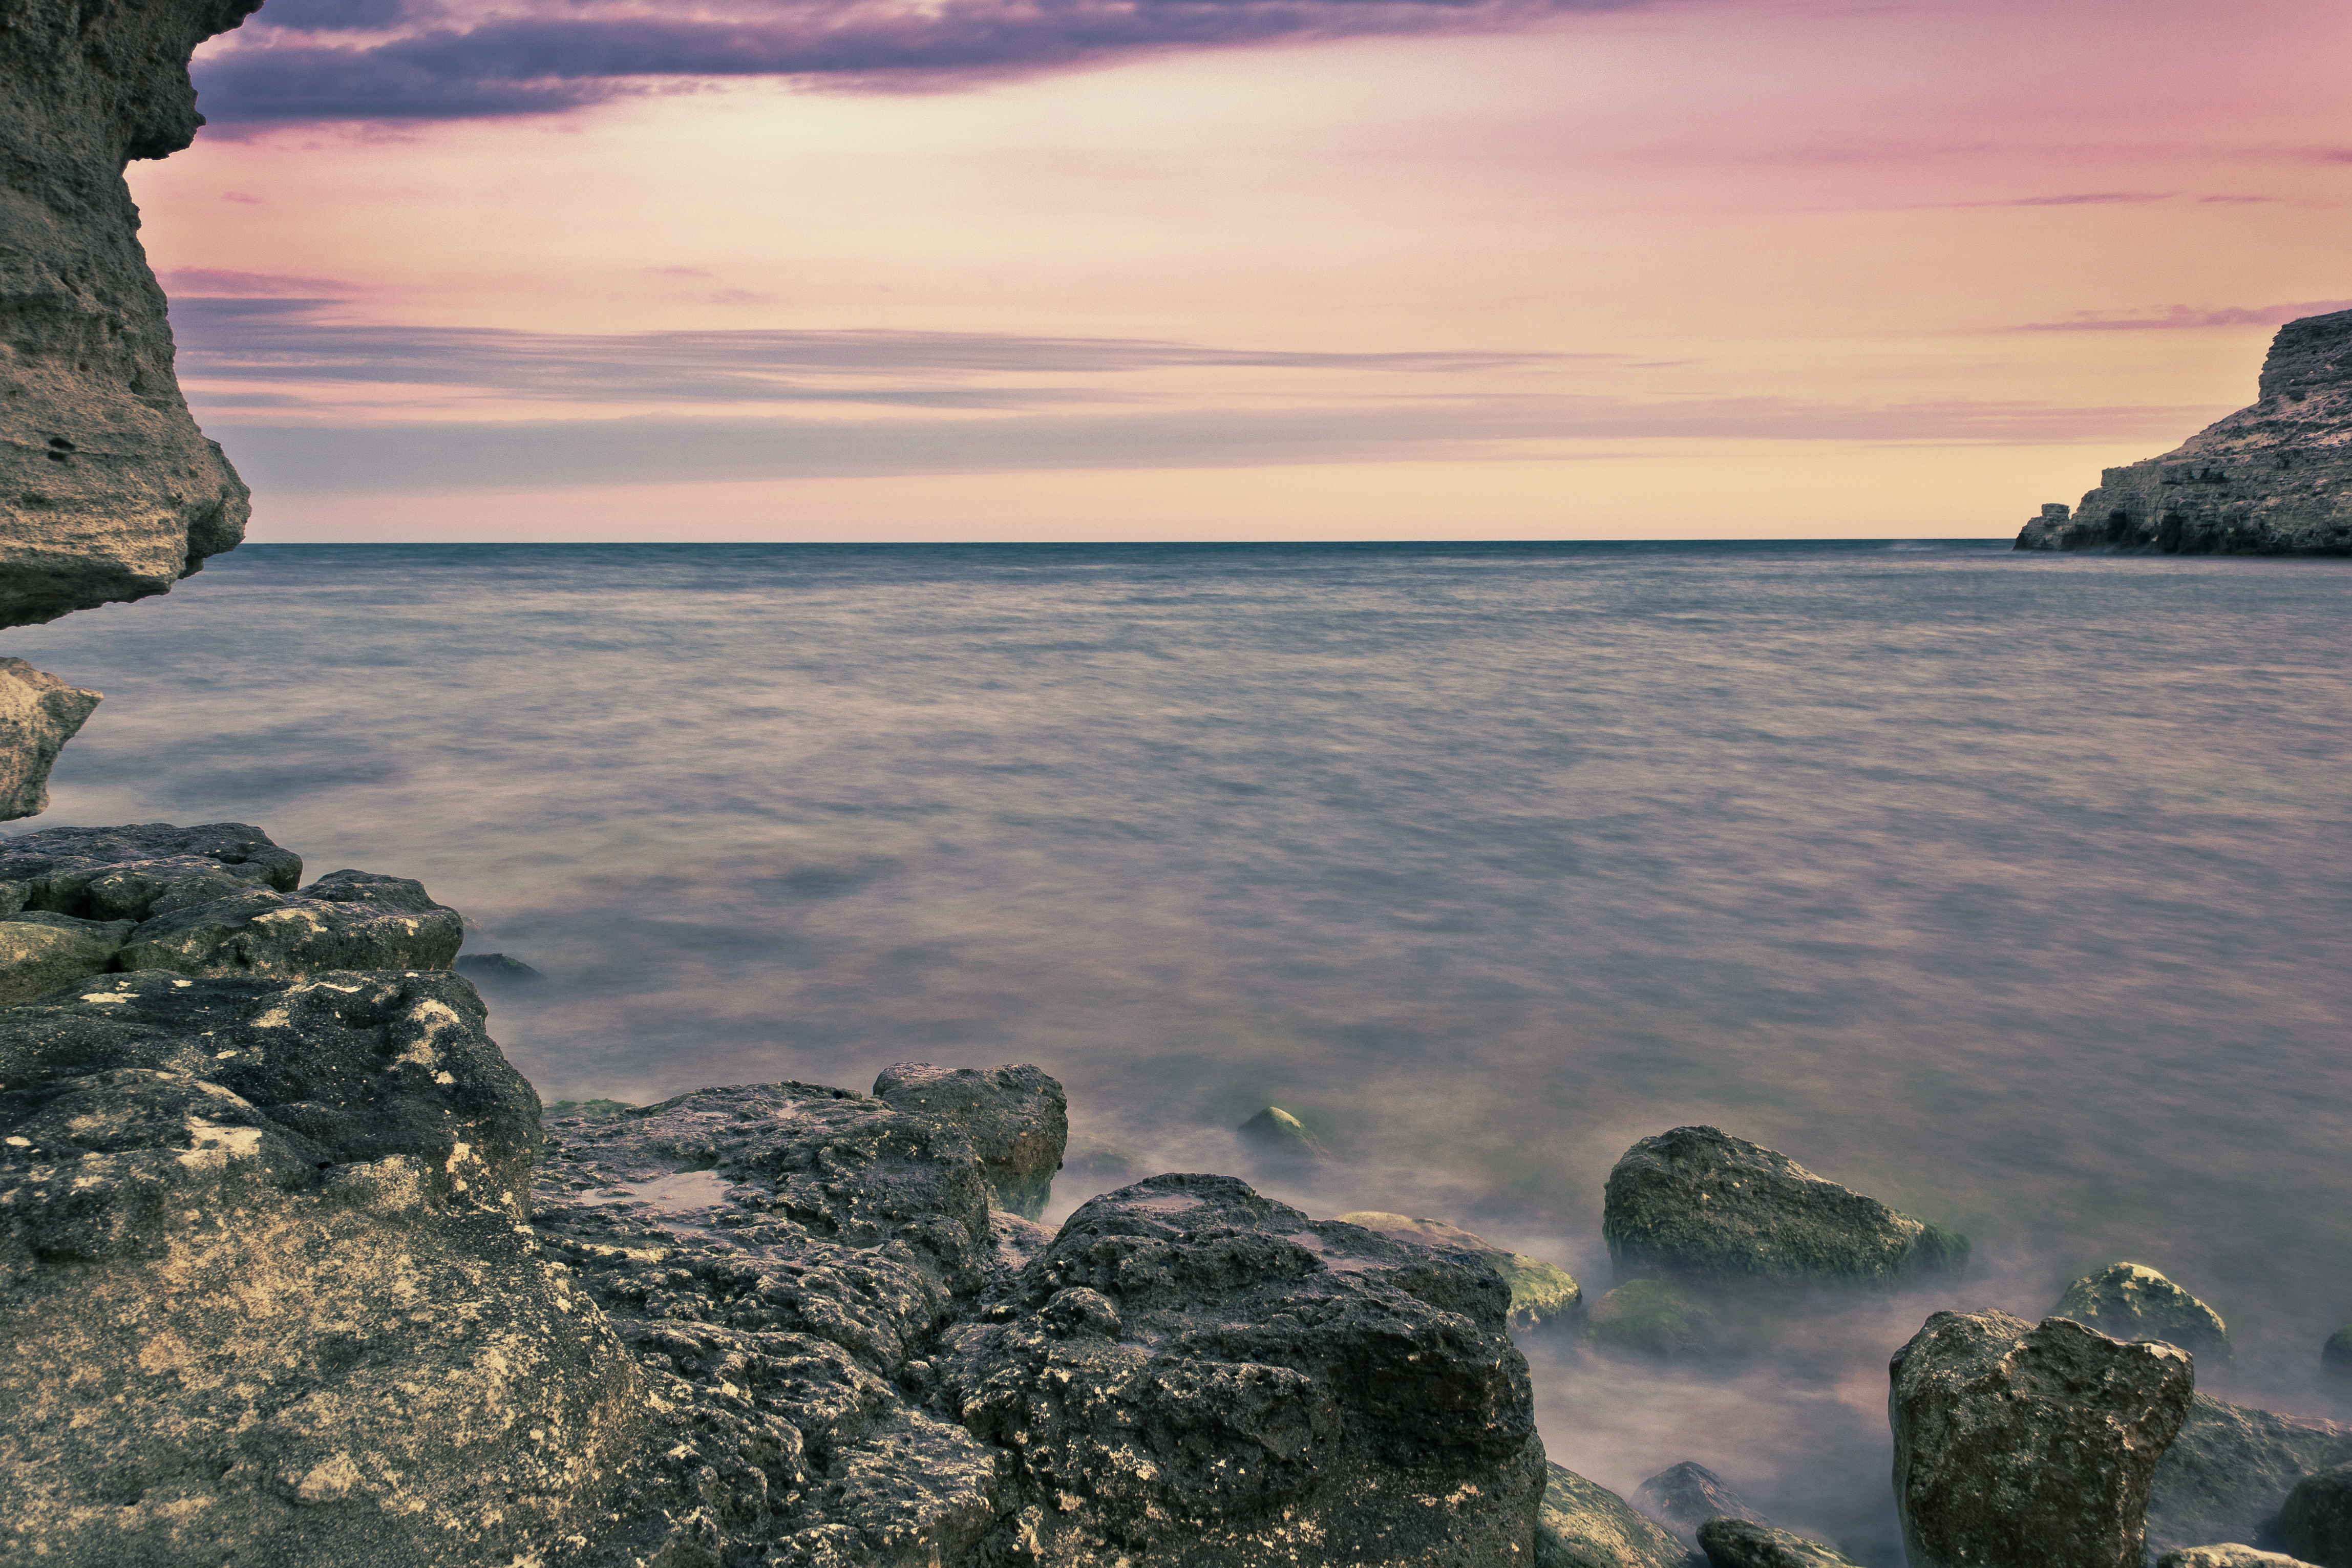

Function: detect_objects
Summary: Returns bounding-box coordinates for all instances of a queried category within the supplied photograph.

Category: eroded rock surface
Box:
[1696,1519,1866,1568]
[2017,309,2352,555]
[1637,1462,1768,1546]
[0,659,100,819]
[941,1172,1547,1566]
[2147,1394,2352,1557]
[1,0,255,631]
[1603,1126,1968,1288]
[1536,1463,1693,1568]
[2281,1465,2352,1568]
[873,1060,1069,1220]
[1891,1308,2194,1568]
[2056,1261,2232,1359]
[1334,1210,1583,1330]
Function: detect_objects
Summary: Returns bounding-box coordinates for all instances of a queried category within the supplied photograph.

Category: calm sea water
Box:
[10,540,2350,1559]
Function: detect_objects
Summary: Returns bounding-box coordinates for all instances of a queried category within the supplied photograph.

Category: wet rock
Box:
[1891,1308,2195,1568]
[1638,1461,1768,1545]
[0,910,133,1004]
[2159,1549,2322,1568]
[1,0,253,632]
[941,1170,1547,1565]
[1584,1279,1720,1358]
[0,968,645,1566]
[1697,1519,1867,1568]
[2017,309,2352,556]
[529,1083,1005,1565]
[872,1061,1069,1220]
[455,951,545,985]
[2147,1394,2352,1556]
[117,868,464,978]
[0,659,100,820]
[1537,1461,1693,1568]
[2281,1466,2352,1568]
[0,820,303,916]
[1238,1102,1330,1159]
[2056,1261,2232,1358]
[2326,1326,2352,1385]
[1604,1126,1968,1288]
[1336,1210,1583,1330]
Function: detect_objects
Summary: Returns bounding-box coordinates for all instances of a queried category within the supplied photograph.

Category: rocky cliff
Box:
[2017,309,2352,554]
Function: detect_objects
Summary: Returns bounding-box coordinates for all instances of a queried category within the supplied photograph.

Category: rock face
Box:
[872,1061,1069,1220]
[0,967,648,1566]
[1536,1463,1692,1568]
[942,1172,1548,1565]
[2146,1394,2352,1556]
[1637,1462,1767,1546]
[1696,1519,1866,1568]
[2016,309,2352,555]
[1890,1309,2195,1568]
[1603,1126,1968,1288]
[2159,1549,2322,1568]
[2055,1262,2232,1359]
[0,659,100,820]
[2281,1466,2352,1568]
[1334,1210,1583,1330]
[1,0,254,631]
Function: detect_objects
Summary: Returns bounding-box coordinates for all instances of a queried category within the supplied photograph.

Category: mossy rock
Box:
[1536,1462,1688,1568]
[1333,1211,1582,1330]
[2053,1262,2230,1359]
[1582,1278,1718,1358]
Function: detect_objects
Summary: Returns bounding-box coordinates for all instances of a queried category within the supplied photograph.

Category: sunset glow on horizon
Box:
[134,0,2352,541]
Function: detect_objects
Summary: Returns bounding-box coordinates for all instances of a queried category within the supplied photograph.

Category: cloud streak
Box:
[2016,299,2352,331]
[196,0,1644,124]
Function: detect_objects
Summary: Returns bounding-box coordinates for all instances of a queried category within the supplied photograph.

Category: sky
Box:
[131,0,2352,541]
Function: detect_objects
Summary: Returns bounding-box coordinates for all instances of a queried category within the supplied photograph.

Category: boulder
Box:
[2055,1262,2231,1358]
[0,968,646,1566]
[1335,1210,1583,1330]
[872,1061,1069,1220]
[1537,1462,1693,1568]
[2147,1395,2352,1556]
[0,659,100,820]
[1,0,252,632]
[2281,1466,2352,1568]
[455,951,545,985]
[1584,1279,1720,1358]
[1637,1461,1768,1545]
[0,910,133,1004]
[2326,1326,2352,1386]
[1602,1126,1968,1287]
[1697,1519,1867,1568]
[1890,1308,2195,1568]
[1238,1103,1330,1160]
[941,1171,1548,1566]
[115,867,464,978]
[0,820,303,916]
[2159,1550,2322,1568]
[2017,309,2352,555]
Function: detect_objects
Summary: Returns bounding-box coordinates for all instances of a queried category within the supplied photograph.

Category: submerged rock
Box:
[873,1060,1069,1220]
[1238,1102,1331,1160]
[0,660,100,821]
[2281,1465,2352,1568]
[455,951,546,985]
[1537,1462,1693,1568]
[2016,308,2352,555]
[2147,1394,2352,1556]
[1638,1461,1768,1546]
[1891,1308,2194,1568]
[2159,1549,2322,1568]
[1585,1279,1720,1358]
[2055,1261,2232,1359]
[1335,1210,1583,1330]
[1602,1126,1968,1288]
[1697,1519,1867,1568]
[941,1170,1548,1565]
[2326,1326,2352,1386]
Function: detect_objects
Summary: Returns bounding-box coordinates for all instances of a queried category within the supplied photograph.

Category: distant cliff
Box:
[2017,308,2352,555]
[0,0,259,629]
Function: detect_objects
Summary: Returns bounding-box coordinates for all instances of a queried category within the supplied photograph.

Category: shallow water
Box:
[12,539,2350,1560]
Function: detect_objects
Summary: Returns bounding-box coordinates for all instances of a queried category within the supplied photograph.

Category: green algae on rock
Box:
[1334,1210,1582,1330]
[2054,1262,2231,1360]
[1536,1462,1691,1568]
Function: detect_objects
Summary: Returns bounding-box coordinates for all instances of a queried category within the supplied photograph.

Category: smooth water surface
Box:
[12,540,2350,1559]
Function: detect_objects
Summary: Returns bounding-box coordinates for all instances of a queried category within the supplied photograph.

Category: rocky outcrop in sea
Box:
[2016,308,2352,554]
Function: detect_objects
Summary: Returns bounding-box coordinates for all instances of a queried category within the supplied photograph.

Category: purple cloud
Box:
[195,0,1644,124]
[2017,300,2352,331]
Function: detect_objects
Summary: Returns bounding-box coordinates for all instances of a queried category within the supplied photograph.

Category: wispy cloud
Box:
[195,0,1648,125]
[1946,192,2171,208]
[2016,300,2352,331]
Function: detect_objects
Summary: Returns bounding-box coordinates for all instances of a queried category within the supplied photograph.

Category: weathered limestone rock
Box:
[873,1060,1069,1220]
[2055,1262,2232,1358]
[0,819,303,913]
[1696,1519,1866,1568]
[0,910,132,1003]
[2017,309,2352,555]
[0,969,647,1566]
[1,0,255,631]
[1637,1462,1767,1546]
[1536,1463,1692,1568]
[1890,1309,2195,1568]
[2147,1394,2352,1556]
[2158,1548,2322,1568]
[0,659,100,819]
[1603,1126,1968,1288]
[116,867,464,978]
[1335,1210,1583,1330]
[1583,1279,1719,1357]
[942,1171,1548,1566]
[2281,1466,2352,1568]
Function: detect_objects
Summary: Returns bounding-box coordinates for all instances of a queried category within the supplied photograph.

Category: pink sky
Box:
[130,0,2352,540]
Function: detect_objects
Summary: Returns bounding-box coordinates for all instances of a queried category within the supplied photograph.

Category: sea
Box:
[10,538,2350,1562]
